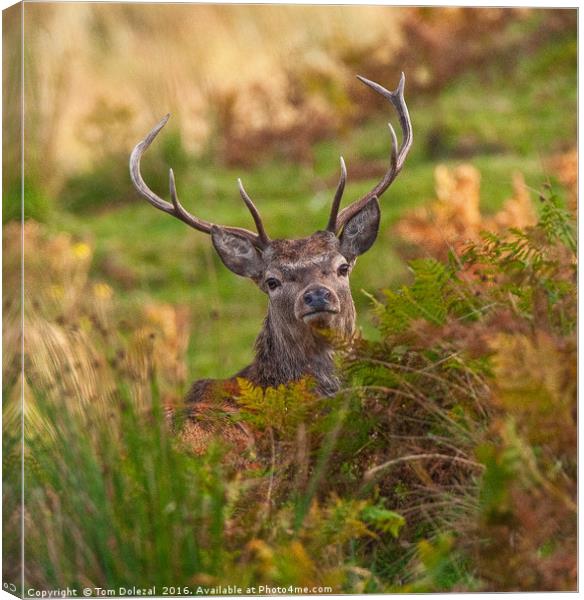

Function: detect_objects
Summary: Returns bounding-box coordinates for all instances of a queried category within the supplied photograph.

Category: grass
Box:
[25,385,228,588]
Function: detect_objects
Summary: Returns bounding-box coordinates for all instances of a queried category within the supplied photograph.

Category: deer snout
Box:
[297,285,340,326]
[303,287,332,311]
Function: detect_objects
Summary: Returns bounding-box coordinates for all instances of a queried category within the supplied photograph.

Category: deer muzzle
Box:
[297,285,340,327]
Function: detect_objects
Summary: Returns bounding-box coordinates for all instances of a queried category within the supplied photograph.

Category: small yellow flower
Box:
[48,284,64,299]
[78,315,92,331]
[93,282,113,300]
[72,242,91,260]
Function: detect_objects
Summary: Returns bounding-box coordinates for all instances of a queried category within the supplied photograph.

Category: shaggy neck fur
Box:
[243,301,356,396]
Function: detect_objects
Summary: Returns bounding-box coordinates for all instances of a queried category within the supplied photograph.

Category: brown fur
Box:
[179,377,259,468]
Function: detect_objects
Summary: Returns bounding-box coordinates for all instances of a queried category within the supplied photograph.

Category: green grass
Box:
[25,385,229,589]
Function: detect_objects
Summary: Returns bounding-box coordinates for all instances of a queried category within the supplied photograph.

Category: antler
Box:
[130,114,270,249]
[328,72,413,235]
[326,157,347,232]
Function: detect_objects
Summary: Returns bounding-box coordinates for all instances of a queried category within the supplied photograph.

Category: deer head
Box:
[130,74,412,370]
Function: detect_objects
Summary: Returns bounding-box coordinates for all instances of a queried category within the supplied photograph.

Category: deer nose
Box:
[303,287,332,310]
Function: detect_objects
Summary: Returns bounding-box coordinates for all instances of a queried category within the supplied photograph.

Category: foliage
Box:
[4,175,575,592]
[460,186,576,332]
[26,385,228,588]
[394,163,538,261]
[62,122,190,214]
[3,176,53,224]
[236,377,320,439]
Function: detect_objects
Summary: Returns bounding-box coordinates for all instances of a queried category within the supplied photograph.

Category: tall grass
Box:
[23,4,404,190]
[21,6,574,203]
[26,384,228,589]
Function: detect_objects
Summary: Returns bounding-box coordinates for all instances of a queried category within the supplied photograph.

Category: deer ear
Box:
[338,196,381,261]
[211,228,264,280]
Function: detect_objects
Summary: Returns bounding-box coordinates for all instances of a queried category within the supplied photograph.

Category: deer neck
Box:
[248,306,355,396]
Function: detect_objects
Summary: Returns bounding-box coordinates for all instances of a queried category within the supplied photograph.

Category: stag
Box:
[130,74,412,454]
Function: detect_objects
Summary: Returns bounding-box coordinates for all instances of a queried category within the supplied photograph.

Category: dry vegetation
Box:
[16,6,572,184]
[394,164,538,261]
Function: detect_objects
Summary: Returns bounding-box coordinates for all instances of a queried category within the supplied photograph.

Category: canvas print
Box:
[2,3,577,595]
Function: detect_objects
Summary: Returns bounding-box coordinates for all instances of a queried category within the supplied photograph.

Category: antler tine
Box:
[326,156,347,232]
[334,72,413,234]
[130,115,265,246]
[387,121,399,175]
[130,115,174,211]
[238,179,270,246]
[169,167,204,227]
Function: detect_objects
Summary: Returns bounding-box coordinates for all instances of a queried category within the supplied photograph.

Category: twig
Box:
[264,427,276,516]
[364,452,484,482]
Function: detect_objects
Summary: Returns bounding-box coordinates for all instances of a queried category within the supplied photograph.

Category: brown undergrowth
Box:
[394,164,538,261]
[362,167,575,590]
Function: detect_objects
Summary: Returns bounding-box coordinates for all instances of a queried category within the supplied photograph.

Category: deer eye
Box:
[337,263,350,277]
[266,277,281,291]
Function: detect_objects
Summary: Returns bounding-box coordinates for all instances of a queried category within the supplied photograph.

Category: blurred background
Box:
[4,4,577,381]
